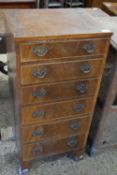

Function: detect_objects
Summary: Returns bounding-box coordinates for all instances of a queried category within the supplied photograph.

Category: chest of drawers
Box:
[4,9,112,173]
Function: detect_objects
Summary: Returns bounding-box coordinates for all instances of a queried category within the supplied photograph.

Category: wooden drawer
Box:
[21,59,104,85]
[21,98,95,125]
[22,116,91,143]
[20,39,108,63]
[21,78,99,105]
[23,135,85,161]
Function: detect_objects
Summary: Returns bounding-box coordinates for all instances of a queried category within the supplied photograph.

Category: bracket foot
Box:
[67,153,84,161]
[18,167,29,175]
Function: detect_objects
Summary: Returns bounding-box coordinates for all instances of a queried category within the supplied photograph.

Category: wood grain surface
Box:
[21,59,104,85]
[21,78,99,105]
[20,39,108,62]
[21,98,95,125]
[4,9,112,41]
[22,116,91,143]
[5,9,112,168]
[23,135,85,160]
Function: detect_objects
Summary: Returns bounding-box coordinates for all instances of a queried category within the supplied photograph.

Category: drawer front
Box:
[22,117,91,143]
[21,98,95,125]
[23,135,85,160]
[21,59,103,85]
[21,79,99,105]
[20,39,108,63]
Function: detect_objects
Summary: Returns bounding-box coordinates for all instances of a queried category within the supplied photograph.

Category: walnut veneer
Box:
[4,9,112,171]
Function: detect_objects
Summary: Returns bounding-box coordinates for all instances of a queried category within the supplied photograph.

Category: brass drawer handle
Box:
[70,122,80,130]
[32,46,48,57]
[67,137,78,148]
[32,68,48,79]
[76,82,88,93]
[32,110,45,118]
[80,64,91,74]
[83,43,96,54]
[74,103,85,113]
[32,128,44,137]
[32,146,43,155]
[32,88,47,98]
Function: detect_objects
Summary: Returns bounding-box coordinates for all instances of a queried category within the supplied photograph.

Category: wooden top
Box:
[4,8,112,42]
[0,8,108,36]
[103,2,117,16]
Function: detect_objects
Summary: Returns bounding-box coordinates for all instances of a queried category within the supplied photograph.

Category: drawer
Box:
[21,98,95,125]
[22,116,91,143]
[21,59,104,85]
[20,39,108,63]
[21,78,99,105]
[23,135,85,161]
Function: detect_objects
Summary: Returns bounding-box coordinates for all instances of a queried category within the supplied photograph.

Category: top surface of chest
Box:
[0,8,107,36]
[4,8,112,41]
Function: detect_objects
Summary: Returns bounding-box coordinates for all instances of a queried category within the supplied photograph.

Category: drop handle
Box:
[32,146,43,155]
[32,68,48,79]
[32,128,44,137]
[32,110,45,118]
[67,137,78,148]
[74,103,85,113]
[80,64,91,74]
[32,46,48,57]
[83,43,96,54]
[32,88,47,98]
[76,82,88,94]
[70,122,80,130]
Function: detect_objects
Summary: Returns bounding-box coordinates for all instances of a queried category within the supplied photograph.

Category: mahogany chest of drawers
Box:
[4,9,112,173]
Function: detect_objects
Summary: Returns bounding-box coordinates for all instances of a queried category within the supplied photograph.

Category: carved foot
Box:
[18,160,30,175]
[67,151,84,161]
